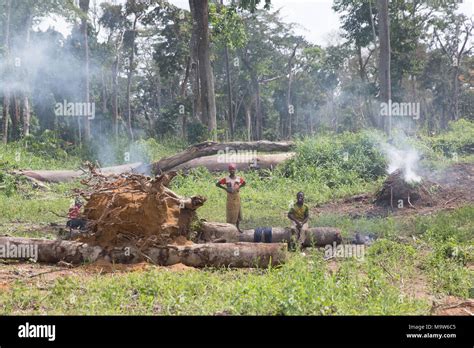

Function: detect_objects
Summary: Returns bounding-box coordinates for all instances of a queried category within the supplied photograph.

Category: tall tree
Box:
[79,0,91,140]
[1,0,11,144]
[189,0,217,138]
[377,0,391,136]
[100,2,127,139]
[124,0,147,141]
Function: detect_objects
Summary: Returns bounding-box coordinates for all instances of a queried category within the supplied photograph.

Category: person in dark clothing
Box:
[66,198,87,234]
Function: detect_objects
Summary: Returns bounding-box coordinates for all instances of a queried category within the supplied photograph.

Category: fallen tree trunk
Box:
[15,141,295,183]
[197,222,342,247]
[173,153,295,172]
[240,227,342,247]
[197,221,241,242]
[152,140,295,173]
[0,237,287,268]
[0,237,104,264]
[13,162,144,183]
[109,242,287,267]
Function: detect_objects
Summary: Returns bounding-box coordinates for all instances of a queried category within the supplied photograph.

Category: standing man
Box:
[216,163,246,230]
[288,191,309,247]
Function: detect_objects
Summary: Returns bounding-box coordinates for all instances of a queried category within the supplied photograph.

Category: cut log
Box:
[239,227,342,247]
[152,140,295,173]
[239,227,291,243]
[197,221,241,242]
[0,237,104,264]
[0,237,286,268]
[173,153,295,172]
[301,227,343,247]
[197,223,342,247]
[109,242,287,268]
[13,162,144,183]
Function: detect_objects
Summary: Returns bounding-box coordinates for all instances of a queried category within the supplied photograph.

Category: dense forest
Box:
[0,0,472,150]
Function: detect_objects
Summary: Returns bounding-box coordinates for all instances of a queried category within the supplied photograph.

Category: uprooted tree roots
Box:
[374,169,434,208]
[76,170,206,250]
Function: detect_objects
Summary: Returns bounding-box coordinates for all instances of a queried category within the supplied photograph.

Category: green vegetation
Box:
[0,126,472,315]
[427,119,474,157]
[1,251,430,315]
[2,204,471,315]
[280,131,387,184]
[0,131,82,171]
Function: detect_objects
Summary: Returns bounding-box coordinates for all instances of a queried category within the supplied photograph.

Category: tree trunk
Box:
[111,31,124,139]
[101,68,107,134]
[22,93,30,137]
[245,100,252,141]
[224,46,234,140]
[181,57,191,138]
[377,0,391,136]
[2,0,11,144]
[14,152,295,183]
[0,237,287,268]
[126,16,138,141]
[13,162,144,183]
[190,0,217,137]
[11,93,21,140]
[15,141,295,182]
[240,227,342,247]
[173,152,295,172]
[253,77,262,140]
[0,237,104,264]
[197,222,342,247]
[22,10,32,137]
[152,140,295,173]
[2,92,10,144]
[286,44,298,139]
[189,0,202,122]
[112,56,120,139]
[79,0,91,140]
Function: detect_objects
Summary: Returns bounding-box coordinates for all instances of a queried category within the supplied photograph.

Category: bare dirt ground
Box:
[0,260,195,294]
[431,296,474,315]
[314,163,474,219]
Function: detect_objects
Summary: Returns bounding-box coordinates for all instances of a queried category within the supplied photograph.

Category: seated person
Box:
[287,191,309,246]
[66,198,87,233]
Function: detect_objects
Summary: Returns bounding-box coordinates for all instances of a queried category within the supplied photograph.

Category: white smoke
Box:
[381,141,422,184]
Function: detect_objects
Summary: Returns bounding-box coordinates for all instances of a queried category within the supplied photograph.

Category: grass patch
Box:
[0,252,429,315]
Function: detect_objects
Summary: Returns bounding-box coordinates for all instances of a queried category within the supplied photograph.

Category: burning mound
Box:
[375,169,434,208]
[79,171,206,249]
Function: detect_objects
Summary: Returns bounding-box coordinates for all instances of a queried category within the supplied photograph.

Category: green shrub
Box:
[279,131,387,186]
[416,205,474,243]
[426,119,474,156]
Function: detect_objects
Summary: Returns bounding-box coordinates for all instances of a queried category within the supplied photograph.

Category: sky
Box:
[168,0,344,46]
[38,0,474,47]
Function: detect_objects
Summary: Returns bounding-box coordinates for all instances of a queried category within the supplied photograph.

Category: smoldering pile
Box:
[374,168,434,208]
